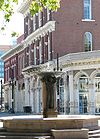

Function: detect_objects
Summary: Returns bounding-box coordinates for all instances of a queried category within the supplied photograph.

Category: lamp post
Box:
[9,67,15,113]
[56,53,60,113]
[1,80,3,110]
[54,53,62,113]
[11,77,14,110]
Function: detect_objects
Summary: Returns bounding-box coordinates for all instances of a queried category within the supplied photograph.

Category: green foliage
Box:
[0,0,17,23]
[0,0,60,36]
[11,31,19,37]
[0,0,60,22]
[30,0,60,16]
[1,26,5,31]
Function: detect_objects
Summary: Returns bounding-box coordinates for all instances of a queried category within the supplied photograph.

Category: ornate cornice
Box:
[24,21,56,46]
[60,50,100,71]
[1,21,56,61]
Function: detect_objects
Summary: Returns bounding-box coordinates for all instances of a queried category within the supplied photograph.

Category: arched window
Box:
[84,32,92,51]
[84,0,92,19]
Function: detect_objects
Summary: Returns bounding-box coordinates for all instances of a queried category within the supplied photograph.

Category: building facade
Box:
[2,0,100,115]
[0,45,12,109]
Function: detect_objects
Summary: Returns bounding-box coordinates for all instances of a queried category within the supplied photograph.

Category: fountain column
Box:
[40,73,57,118]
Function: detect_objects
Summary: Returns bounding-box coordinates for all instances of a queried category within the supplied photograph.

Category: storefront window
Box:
[59,78,64,113]
[79,75,89,114]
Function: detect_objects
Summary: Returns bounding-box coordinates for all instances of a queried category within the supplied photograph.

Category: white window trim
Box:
[82,19,95,22]
[48,34,51,61]
[34,47,36,65]
[39,41,42,64]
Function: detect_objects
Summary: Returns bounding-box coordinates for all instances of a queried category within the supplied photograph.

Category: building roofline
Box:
[1,42,24,61]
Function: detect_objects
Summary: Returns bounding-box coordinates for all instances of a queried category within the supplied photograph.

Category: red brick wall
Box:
[17,34,24,44]
[52,0,100,58]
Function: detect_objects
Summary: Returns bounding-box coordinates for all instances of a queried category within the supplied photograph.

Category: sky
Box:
[0,3,24,45]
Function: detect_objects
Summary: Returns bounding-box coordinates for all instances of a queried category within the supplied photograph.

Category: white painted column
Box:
[36,78,40,114]
[22,89,25,112]
[88,80,95,114]
[48,33,51,61]
[63,74,69,114]
[4,88,9,111]
[37,88,39,114]
[32,77,37,113]
[19,89,23,112]
[14,81,18,112]
[30,76,34,112]
[69,71,74,114]
[3,88,6,103]
[9,87,12,109]
[74,83,79,114]
[24,77,30,106]
[29,47,31,66]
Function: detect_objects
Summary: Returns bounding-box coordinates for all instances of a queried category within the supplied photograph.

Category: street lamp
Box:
[53,53,62,113]
[9,67,15,113]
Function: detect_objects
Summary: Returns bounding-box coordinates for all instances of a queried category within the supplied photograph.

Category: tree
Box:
[30,0,60,16]
[0,0,60,23]
[0,0,60,36]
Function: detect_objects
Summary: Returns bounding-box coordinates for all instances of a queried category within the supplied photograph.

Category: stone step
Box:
[0,132,51,136]
[0,130,53,139]
[0,135,53,139]
[0,128,6,132]
[88,129,100,138]
[89,129,100,135]
[89,133,100,138]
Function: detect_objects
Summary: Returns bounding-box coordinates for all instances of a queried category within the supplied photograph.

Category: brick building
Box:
[2,0,100,114]
[0,45,12,109]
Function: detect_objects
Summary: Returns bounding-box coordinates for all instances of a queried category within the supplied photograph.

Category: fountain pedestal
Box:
[39,72,58,118]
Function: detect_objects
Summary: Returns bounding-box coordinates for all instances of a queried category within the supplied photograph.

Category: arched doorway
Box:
[78,75,89,114]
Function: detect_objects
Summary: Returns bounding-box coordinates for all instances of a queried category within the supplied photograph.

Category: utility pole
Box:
[56,53,60,113]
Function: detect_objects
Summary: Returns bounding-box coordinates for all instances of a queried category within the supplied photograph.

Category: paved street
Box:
[0,111,33,117]
[0,111,43,119]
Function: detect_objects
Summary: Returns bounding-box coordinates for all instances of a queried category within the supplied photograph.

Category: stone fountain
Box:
[38,71,63,118]
[1,59,100,138]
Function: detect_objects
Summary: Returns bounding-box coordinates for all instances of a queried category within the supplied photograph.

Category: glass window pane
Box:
[84,32,92,51]
[84,0,91,19]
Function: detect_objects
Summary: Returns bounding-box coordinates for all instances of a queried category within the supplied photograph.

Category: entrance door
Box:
[79,94,88,114]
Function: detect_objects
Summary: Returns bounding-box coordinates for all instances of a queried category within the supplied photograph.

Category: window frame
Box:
[84,0,92,20]
[84,32,92,51]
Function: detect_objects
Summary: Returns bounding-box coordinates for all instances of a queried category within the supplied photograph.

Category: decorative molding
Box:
[61,50,100,71]
[18,0,31,16]
[2,21,56,61]
[24,21,56,46]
